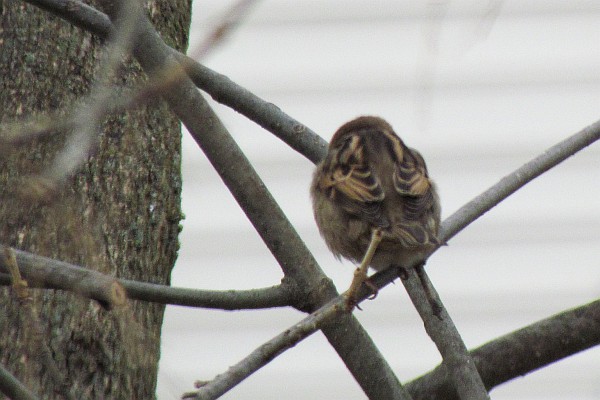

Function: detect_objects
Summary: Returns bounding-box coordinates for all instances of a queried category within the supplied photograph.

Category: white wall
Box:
[158,1,600,399]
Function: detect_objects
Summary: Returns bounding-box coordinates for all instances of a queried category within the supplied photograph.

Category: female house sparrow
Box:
[311,116,441,305]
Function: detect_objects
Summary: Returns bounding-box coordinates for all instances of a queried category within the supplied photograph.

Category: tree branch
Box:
[400,267,488,400]
[177,55,327,164]
[392,119,600,400]
[440,118,600,242]
[182,266,600,400]
[26,0,112,37]
[183,268,397,399]
[193,0,260,59]
[398,118,600,399]
[182,296,348,400]
[122,279,291,309]
[175,113,600,397]
[24,0,329,164]
[406,299,600,399]
[0,247,292,310]
[94,1,410,399]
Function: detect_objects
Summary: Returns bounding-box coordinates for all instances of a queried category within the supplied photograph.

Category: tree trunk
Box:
[0,1,190,398]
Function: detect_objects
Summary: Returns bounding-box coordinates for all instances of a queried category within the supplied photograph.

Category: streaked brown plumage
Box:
[311,116,441,304]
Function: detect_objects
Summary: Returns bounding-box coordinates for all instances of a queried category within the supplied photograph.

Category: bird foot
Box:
[344,274,378,310]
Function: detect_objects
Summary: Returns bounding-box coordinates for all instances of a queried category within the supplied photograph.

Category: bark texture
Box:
[0,1,190,398]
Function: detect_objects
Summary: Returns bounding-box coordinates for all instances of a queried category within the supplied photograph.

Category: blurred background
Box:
[157,1,600,399]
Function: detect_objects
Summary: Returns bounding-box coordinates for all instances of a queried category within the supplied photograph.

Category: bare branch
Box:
[0,74,200,161]
[0,363,39,400]
[393,119,600,399]
[182,269,403,399]
[440,118,600,242]
[179,56,327,163]
[26,0,112,37]
[406,299,600,399]
[182,296,348,400]
[23,0,329,164]
[122,279,291,309]
[193,0,260,59]
[96,0,326,301]
[41,96,105,186]
[0,247,292,310]
[0,114,70,149]
[400,267,489,400]
[3,0,159,204]
[396,120,600,399]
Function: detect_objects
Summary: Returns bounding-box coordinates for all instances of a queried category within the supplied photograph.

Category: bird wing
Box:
[326,135,388,227]
[392,147,440,246]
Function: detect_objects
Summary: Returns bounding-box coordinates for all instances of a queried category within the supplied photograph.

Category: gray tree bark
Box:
[0,1,190,398]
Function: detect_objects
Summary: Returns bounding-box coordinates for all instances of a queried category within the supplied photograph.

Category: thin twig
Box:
[3,0,146,201]
[27,0,112,37]
[175,54,328,163]
[440,118,600,243]
[193,0,260,60]
[182,296,348,399]
[0,114,70,148]
[0,77,194,158]
[2,247,30,299]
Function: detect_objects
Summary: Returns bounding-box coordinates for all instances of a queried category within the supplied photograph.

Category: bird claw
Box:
[364,278,379,299]
[344,277,378,312]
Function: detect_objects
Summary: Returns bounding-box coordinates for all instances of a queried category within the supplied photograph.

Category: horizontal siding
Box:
[158,1,600,399]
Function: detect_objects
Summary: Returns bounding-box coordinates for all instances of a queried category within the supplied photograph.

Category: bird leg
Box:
[345,228,383,308]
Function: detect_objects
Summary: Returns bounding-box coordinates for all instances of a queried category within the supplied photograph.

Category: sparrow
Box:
[311,116,441,307]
